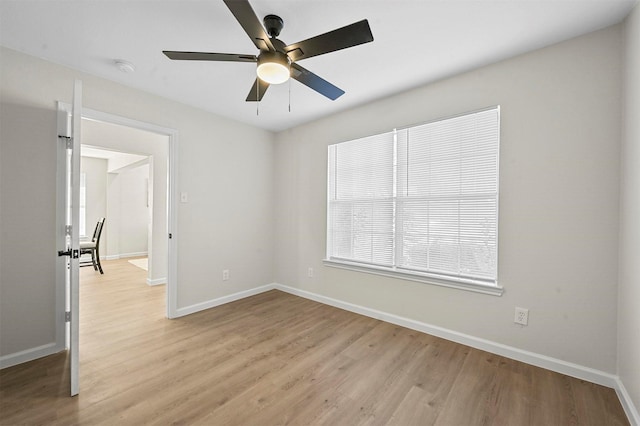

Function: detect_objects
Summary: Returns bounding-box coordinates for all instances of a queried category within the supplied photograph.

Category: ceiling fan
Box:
[163,0,374,102]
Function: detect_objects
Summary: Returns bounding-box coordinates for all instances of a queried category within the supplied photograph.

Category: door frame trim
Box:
[55,106,179,350]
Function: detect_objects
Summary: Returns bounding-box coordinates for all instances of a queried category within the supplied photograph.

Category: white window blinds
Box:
[395,108,499,284]
[328,131,395,267]
[327,107,500,288]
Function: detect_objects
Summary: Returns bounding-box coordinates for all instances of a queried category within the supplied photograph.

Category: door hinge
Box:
[58,136,73,149]
[65,311,71,322]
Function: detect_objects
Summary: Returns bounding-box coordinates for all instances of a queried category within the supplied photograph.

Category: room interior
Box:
[80,119,170,286]
[0,0,639,424]
[80,147,149,263]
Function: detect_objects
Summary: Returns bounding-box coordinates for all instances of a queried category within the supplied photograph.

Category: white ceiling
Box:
[81,145,148,171]
[1,0,637,132]
[80,117,166,172]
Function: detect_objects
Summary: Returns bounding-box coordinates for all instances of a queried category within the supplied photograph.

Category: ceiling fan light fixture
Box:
[257,51,290,84]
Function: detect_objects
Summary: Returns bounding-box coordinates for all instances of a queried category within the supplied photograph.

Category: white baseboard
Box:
[272,283,620,386]
[147,277,166,286]
[0,342,62,370]
[615,378,640,426]
[105,252,148,261]
[271,283,640,424]
[174,284,275,318]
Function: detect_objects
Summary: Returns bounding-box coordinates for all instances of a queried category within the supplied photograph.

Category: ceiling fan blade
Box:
[290,63,344,100]
[223,0,275,52]
[285,19,373,62]
[163,51,257,62]
[246,78,270,102]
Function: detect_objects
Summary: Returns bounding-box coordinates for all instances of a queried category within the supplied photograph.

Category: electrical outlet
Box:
[222,269,229,281]
[307,267,313,278]
[514,307,529,326]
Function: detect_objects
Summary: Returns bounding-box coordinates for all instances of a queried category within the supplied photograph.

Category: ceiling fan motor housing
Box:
[264,14,284,38]
[258,50,290,67]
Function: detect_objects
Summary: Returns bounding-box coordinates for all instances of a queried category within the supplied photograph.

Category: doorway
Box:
[80,124,166,289]
[72,108,178,319]
[55,94,178,395]
[56,106,178,344]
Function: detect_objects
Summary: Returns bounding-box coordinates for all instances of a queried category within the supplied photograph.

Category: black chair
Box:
[80,218,105,274]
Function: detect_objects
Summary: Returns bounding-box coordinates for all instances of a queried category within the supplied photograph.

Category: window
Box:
[326,107,500,294]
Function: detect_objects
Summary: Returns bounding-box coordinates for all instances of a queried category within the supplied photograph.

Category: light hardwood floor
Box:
[0,258,629,425]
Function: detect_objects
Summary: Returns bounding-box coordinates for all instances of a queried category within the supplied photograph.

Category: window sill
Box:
[323,259,504,297]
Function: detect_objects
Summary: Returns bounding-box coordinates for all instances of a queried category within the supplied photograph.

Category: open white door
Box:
[57,80,82,396]
[70,80,82,396]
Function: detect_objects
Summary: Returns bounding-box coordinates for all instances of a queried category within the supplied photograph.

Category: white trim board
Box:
[175,282,620,388]
[105,252,148,261]
[615,378,640,426]
[174,285,275,318]
[270,283,638,425]
[270,284,618,387]
[147,277,166,286]
[0,342,62,370]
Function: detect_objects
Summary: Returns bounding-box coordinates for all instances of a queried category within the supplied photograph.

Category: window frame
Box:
[324,106,503,296]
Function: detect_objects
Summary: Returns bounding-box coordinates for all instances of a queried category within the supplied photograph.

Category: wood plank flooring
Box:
[0,258,629,425]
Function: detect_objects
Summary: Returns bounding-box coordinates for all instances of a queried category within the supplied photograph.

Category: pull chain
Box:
[256,80,259,116]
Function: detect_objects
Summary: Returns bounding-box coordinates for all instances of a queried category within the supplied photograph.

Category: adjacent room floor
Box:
[0,258,629,425]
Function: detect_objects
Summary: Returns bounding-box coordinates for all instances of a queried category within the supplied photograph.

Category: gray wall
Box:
[619,3,640,416]
[82,156,149,259]
[0,46,275,359]
[1,97,58,356]
[108,163,149,257]
[80,156,108,255]
[274,25,622,373]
